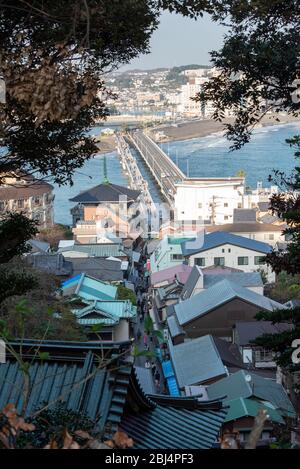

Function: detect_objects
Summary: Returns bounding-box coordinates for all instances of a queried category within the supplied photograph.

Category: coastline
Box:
[154,114,300,143]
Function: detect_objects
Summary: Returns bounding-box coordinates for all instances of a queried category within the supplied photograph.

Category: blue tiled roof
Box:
[181,231,272,256]
[174,279,285,326]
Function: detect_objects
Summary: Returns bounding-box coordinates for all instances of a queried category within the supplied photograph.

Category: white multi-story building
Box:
[174,177,245,226]
[181,231,275,283]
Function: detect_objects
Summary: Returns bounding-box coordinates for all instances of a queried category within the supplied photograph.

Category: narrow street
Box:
[131,243,167,395]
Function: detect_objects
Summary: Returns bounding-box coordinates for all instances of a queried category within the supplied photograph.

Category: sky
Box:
[123,12,226,71]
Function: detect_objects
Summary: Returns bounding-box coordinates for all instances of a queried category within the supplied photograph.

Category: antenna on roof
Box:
[102,154,109,184]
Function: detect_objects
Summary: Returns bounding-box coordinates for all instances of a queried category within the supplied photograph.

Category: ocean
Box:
[160,122,300,188]
[53,122,300,225]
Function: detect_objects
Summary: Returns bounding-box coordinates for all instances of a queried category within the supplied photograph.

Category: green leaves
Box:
[143,315,154,334]
[131,345,155,359]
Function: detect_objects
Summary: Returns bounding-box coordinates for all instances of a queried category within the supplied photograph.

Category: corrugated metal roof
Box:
[181,231,272,256]
[168,335,228,388]
[207,370,295,418]
[174,279,285,326]
[224,397,284,424]
[59,243,125,258]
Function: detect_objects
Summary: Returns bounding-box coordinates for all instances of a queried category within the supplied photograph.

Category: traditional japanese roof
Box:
[181,231,272,256]
[203,272,263,290]
[69,182,140,204]
[0,339,133,437]
[172,279,285,327]
[73,299,136,326]
[167,315,185,339]
[61,273,118,301]
[168,335,228,388]
[27,239,50,254]
[207,370,295,418]
[0,176,53,200]
[0,340,227,449]
[120,369,227,449]
[234,321,294,346]
[150,264,192,287]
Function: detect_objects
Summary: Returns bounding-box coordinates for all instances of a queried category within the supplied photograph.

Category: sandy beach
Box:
[154,114,300,143]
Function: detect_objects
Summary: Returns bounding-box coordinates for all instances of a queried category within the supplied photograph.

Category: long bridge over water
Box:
[128,130,185,206]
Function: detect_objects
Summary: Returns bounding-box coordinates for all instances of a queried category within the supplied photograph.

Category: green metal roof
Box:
[73,299,136,326]
[207,370,295,418]
[224,397,284,425]
[0,340,228,449]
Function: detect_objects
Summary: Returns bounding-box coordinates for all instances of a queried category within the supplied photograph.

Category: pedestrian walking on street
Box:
[136,329,141,341]
[154,370,160,389]
[145,359,151,369]
[143,332,148,347]
[151,362,156,375]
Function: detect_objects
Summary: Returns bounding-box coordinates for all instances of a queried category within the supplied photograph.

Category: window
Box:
[224,203,228,207]
[238,203,242,209]
[198,202,202,209]
[228,248,231,253]
[222,248,225,253]
[0,201,4,211]
[17,199,24,208]
[214,257,225,266]
[224,215,229,220]
[238,256,249,265]
[269,234,274,240]
[171,254,184,261]
[194,257,205,267]
[254,256,265,265]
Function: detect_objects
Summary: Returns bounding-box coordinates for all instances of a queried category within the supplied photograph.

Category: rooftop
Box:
[0,339,228,449]
[70,182,140,204]
[234,321,293,346]
[150,264,192,287]
[203,272,263,289]
[206,223,283,233]
[61,273,118,301]
[207,369,295,418]
[172,279,285,326]
[168,335,228,388]
[181,231,273,257]
[59,243,126,258]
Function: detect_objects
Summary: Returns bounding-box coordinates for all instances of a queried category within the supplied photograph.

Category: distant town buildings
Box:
[0,172,54,228]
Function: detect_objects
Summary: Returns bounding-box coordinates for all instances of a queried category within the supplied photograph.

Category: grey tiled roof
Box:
[70,182,140,203]
[69,257,124,282]
[174,279,285,326]
[168,335,228,387]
